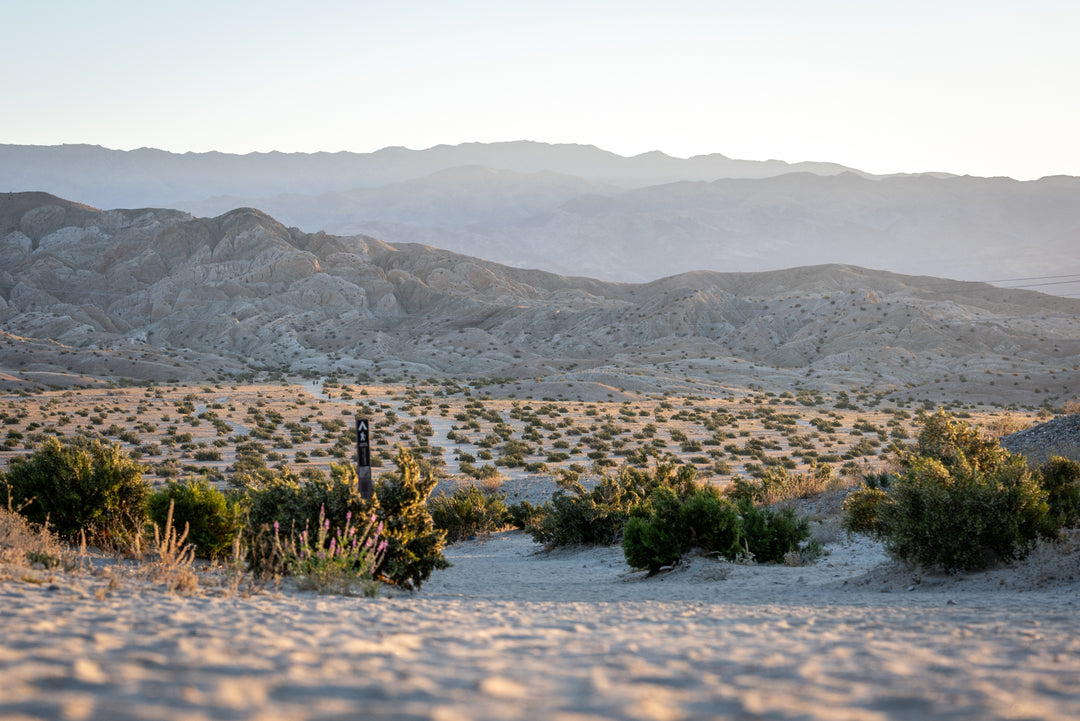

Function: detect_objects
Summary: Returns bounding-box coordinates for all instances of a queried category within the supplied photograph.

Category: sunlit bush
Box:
[3,437,148,547]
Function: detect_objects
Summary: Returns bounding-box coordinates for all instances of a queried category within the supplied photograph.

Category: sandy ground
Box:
[2,530,1080,721]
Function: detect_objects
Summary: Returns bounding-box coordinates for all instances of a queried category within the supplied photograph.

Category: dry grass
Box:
[757,465,865,508]
[147,500,198,594]
[0,507,72,579]
[980,412,1032,439]
[479,473,506,495]
[0,502,257,598]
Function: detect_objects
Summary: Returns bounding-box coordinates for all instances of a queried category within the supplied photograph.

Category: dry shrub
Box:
[730,463,859,508]
[1059,399,1080,416]
[0,507,71,576]
[479,473,505,495]
[980,412,1030,439]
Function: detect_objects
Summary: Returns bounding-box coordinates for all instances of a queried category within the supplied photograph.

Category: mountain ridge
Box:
[2,192,1078,406]
[0,141,863,211]
[6,141,1077,288]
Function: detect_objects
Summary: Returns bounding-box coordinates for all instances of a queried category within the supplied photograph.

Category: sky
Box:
[4,0,1079,180]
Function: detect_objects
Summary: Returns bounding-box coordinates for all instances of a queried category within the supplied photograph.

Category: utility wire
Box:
[995,279,1080,289]
[981,272,1080,283]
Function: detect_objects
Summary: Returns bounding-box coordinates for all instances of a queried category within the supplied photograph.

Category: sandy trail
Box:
[3,530,1080,720]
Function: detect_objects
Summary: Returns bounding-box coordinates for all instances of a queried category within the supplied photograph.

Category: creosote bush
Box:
[1037,456,1080,529]
[506,500,548,533]
[622,486,812,574]
[531,463,697,547]
[2,437,149,547]
[429,485,509,542]
[622,485,749,573]
[736,499,813,564]
[622,487,694,573]
[373,448,450,590]
[148,477,244,560]
[845,410,1061,572]
[840,487,888,536]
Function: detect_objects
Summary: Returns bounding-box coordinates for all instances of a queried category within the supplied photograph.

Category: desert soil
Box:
[2,528,1080,721]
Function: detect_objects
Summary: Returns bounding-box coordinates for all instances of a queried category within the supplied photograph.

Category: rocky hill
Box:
[2,192,1079,405]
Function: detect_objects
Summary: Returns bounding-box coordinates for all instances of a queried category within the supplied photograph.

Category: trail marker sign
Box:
[356,417,373,498]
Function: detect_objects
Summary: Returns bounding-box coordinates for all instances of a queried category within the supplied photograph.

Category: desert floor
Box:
[3,527,1080,721]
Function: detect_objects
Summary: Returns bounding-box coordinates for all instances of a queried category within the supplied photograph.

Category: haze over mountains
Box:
[2,192,1079,406]
[5,142,1078,286]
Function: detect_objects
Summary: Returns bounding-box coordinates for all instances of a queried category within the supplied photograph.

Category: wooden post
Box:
[356,417,373,499]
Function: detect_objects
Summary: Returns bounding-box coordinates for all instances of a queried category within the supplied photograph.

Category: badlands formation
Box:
[1,192,1079,408]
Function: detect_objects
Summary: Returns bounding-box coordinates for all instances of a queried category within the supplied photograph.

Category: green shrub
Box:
[841,487,888,536]
[373,448,450,590]
[3,437,148,546]
[622,484,808,571]
[148,477,243,559]
[622,515,682,573]
[879,454,1052,571]
[1037,456,1080,528]
[681,488,743,559]
[904,409,1006,472]
[429,485,509,541]
[506,500,548,532]
[851,411,1058,572]
[244,463,370,543]
[532,463,696,547]
[621,486,692,573]
[737,500,811,563]
[725,475,763,505]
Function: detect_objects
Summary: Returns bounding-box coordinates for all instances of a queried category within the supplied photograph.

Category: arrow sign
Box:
[355,417,373,499]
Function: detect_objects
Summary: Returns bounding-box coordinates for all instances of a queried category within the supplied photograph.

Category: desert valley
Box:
[2,144,1080,721]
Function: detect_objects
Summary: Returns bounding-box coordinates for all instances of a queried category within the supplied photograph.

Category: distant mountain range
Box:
[2,192,1079,406]
[0,141,860,209]
[3,141,1078,288]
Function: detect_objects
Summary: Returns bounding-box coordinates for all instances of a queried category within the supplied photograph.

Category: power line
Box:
[981,272,1080,283]
[995,279,1080,289]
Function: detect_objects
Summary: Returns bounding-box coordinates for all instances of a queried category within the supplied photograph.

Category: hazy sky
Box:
[5,1,1078,179]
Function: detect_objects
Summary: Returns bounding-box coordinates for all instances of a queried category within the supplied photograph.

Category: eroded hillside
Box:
[2,193,1079,406]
